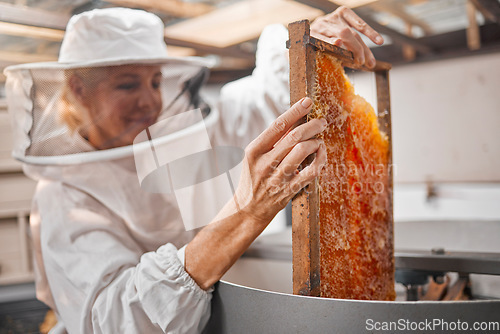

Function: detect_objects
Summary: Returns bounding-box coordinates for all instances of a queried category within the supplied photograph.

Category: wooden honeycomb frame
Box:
[287,20,393,297]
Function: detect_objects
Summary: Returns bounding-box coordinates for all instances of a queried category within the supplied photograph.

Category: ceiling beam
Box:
[106,0,214,18]
[0,1,255,60]
[164,36,255,60]
[371,22,500,64]
[368,1,433,35]
[0,51,57,64]
[0,23,254,62]
[295,0,434,54]
[214,56,256,70]
[329,0,378,7]
[467,0,481,50]
[402,23,416,61]
[0,3,69,30]
[164,0,323,48]
[0,21,64,42]
[166,45,197,57]
[207,68,254,84]
[470,0,500,24]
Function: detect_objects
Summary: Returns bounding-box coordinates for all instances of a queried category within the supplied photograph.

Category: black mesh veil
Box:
[5,60,213,165]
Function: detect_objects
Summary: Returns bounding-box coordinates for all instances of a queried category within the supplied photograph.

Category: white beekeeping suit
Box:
[4,8,289,334]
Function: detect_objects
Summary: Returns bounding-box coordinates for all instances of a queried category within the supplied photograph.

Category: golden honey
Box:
[310,52,395,300]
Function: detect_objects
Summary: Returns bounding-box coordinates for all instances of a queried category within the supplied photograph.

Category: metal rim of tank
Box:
[203,280,500,334]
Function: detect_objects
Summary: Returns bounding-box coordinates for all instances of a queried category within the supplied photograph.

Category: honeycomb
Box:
[310,52,395,300]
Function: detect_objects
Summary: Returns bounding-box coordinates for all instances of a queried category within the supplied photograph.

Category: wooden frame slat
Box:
[289,20,321,297]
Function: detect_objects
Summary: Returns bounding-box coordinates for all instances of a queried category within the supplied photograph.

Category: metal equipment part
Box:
[204,280,500,334]
[204,227,500,333]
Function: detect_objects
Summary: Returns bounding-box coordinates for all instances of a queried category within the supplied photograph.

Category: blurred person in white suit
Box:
[4,6,383,333]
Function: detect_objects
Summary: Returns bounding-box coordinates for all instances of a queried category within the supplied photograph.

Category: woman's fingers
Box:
[338,24,366,65]
[275,138,323,178]
[310,6,384,67]
[340,6,383,45]
[235,97,330,223]
[248,97,313,155]
[292,142,327,186]
[287,142,327,199]
[271,117,327,164]
[354,31,376,68]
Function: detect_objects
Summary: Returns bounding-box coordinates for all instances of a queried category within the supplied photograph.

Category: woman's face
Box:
[77,65,163,149]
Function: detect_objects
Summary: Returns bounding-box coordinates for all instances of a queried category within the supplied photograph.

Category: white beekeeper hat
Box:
[4,8,249,232]
[3,7,217,165]
[5,7,213,71]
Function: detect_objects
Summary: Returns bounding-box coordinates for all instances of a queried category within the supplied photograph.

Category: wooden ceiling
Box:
[0,0,499,84]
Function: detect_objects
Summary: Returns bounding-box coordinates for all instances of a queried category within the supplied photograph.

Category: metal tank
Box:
[203,225,500,333]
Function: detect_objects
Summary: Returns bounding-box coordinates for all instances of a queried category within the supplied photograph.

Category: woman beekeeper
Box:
[4,6,383,334]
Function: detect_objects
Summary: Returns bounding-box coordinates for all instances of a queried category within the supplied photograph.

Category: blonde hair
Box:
[59,67,108,133]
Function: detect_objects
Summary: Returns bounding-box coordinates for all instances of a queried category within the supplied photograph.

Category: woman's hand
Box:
[311,6,384,68]
[185,97,326,290]
[234,96,327,225]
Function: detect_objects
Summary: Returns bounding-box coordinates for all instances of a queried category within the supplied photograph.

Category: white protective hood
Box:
[4,61,214,165]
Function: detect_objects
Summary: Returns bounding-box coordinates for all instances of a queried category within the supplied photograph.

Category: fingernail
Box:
[376,36,383,44]
[301,97,312,108]
[321,119,328,128]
